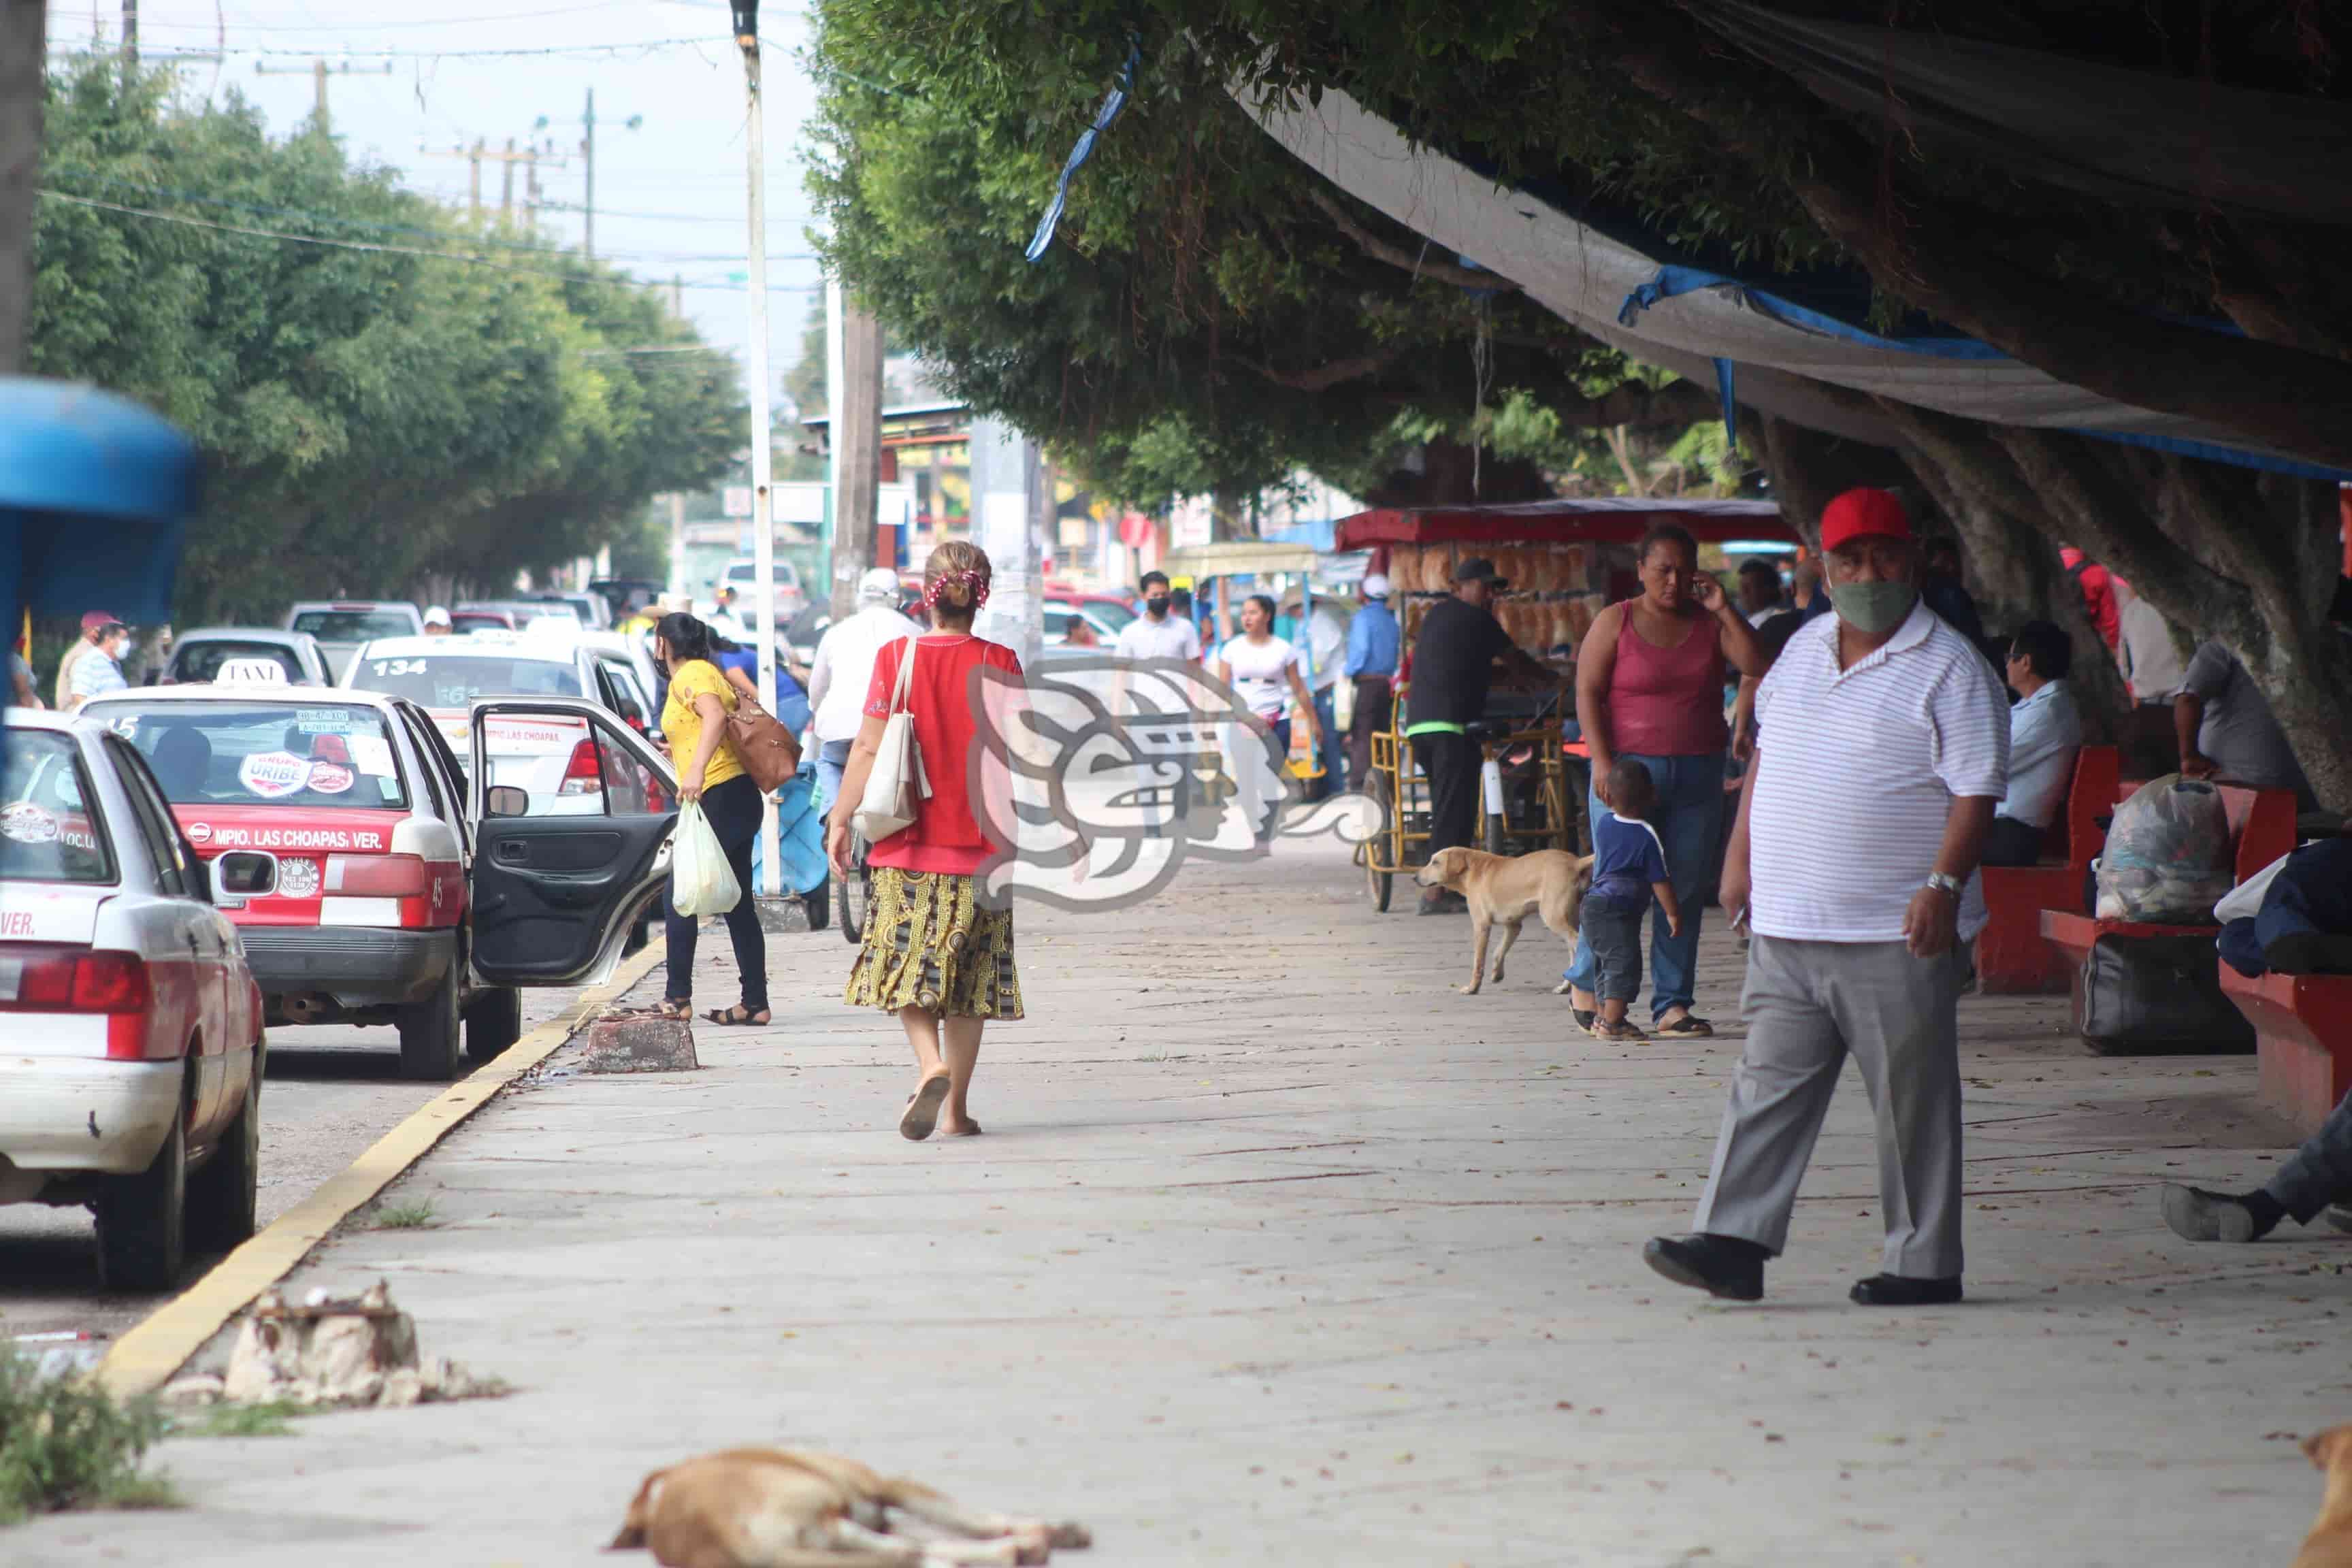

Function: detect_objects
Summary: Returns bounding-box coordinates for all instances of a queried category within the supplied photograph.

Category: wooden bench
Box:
[1977,745,2119,994]
[2223,968,2352,1139]
[2037,782,2298,1054]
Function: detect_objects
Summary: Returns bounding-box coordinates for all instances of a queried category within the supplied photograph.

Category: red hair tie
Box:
[924,568,990,610]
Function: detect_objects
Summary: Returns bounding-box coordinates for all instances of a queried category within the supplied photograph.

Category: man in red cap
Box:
[52,610,122,709]
[1644,486,2010,1307]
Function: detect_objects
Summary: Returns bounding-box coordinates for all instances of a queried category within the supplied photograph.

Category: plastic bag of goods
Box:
[671,800,742,917]
[2093,774,2234,923]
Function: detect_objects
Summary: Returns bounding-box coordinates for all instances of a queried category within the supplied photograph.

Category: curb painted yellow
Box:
[97,945,666,1401]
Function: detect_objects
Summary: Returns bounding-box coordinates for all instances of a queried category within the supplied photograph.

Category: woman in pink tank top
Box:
[1565,525,1769,1038]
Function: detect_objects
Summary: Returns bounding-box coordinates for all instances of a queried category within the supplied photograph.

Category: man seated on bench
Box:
[2165,1091,2352,1243]
[1982,619,2082,867]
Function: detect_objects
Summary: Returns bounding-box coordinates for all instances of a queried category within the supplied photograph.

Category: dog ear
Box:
[2306,1427,2352,1469]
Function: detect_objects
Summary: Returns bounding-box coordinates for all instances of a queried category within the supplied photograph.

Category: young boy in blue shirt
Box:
[1586,757,1682,1041]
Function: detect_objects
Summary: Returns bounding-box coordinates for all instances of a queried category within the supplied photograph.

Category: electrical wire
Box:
[62,37,749,61]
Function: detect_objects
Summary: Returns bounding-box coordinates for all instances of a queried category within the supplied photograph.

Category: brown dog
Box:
[608,1448,1090,1568]
[1414,846,1592,995]
[2296,1426,2352,1568]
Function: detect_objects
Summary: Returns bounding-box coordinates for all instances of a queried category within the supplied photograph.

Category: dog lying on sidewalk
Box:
[1414,847,1592,995]
[2297,1426,2352,1568]
[608,1448,1091,1568]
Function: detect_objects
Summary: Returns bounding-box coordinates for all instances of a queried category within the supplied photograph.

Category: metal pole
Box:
[823,276,843,619]
[668,491,687,599]
[582,87,595,261]
[738,22,779,896]
[468,137,481,219]
[314,58,327,125]
[120,0,134,66]
[501,137,515,220]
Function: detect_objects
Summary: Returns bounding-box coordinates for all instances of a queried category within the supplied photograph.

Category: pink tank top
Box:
[1607,601,1728,757]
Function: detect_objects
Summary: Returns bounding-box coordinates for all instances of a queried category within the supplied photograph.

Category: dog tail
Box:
[606,1467,666,1551]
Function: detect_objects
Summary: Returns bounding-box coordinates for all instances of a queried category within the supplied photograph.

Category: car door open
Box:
[466,698,677,987]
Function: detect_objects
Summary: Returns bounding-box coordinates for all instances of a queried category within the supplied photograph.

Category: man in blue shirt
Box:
[1983,619,2081,866]
[1342,572,1399,793]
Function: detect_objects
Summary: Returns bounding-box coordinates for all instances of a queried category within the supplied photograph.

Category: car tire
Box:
[398,960,463,1082]
[96,1090,187,1292]
[186,1048,261,1255]
[464,985,523,1064]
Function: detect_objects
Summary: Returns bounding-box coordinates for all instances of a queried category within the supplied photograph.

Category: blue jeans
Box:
[1564,751,1725,1022]
[814,738,853,815]
[1309,687,1341,799]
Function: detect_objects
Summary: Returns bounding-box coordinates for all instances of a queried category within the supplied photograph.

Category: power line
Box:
[58,36,744,60]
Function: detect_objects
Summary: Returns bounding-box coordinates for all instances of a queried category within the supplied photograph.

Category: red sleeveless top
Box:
[1607,602,1728,757]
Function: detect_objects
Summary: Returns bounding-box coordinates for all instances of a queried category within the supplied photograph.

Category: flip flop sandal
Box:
[939,1120,984,1138]
[1570,1007,1596,1030]
[702,1005,771,1027]
[1589,1020,1649,1041]
[900,1074,951,1141]
[1654,1016,1714,1039]
[649,998,693,1021]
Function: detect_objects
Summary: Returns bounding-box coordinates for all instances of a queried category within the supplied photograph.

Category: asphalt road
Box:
[0,987,586,1349]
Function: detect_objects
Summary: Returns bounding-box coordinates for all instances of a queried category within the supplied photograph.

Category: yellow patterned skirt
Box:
[844,867,1024,1019]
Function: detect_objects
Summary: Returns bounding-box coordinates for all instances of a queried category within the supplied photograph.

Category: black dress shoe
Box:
[1642,1233,1766,1301]
[1848,1273,1962,1306]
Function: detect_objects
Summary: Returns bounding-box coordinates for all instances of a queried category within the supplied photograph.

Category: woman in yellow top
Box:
[653,612,770,1026]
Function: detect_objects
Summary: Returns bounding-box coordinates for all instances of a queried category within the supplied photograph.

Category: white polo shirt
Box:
[808,604,921,745]
[1749,600,2010,943]
[1112,613,1201,662]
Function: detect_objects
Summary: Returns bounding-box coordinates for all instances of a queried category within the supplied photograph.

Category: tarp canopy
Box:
[1162,542,1324,579]
[1335,497,1793,551]
[1240,86,2351,482]
[1,379,200,635]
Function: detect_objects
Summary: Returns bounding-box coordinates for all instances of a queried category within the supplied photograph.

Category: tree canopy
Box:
[29,59,742,625]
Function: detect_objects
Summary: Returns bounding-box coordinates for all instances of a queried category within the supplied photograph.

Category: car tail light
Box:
[557,738,604,796]
[72,951,152,1013]
[0,947,158,1058]
[325,852,428,897]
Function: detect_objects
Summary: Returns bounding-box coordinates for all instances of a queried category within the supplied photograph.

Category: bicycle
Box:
[835,829,873,944]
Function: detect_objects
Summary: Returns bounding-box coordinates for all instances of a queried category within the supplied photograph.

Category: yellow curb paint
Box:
[97,945,666,1401]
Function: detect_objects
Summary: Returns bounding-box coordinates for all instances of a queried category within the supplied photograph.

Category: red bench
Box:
[2225,969,2352,1139]
[2038,783,2298,1053]
[1977,745,2119,994]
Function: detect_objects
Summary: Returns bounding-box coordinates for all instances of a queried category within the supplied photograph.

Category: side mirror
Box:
[485,784,530,818]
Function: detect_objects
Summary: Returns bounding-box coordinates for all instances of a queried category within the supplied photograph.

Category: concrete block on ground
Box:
[752,894,815,934]
[575,1012,699,1074]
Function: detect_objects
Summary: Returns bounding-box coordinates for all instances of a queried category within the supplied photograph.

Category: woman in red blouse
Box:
[827,541,1025,1141]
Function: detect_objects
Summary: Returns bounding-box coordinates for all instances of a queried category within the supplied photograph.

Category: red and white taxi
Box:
[1,709,263,1290]
[80,681,676,1082]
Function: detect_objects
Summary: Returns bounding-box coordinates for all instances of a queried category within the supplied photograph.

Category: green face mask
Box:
[1828,579,1917,636]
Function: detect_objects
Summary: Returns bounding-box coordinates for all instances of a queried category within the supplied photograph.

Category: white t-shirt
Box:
[1113,613,1202,662]
[1218,634,1301,721]
[807,604,922,744]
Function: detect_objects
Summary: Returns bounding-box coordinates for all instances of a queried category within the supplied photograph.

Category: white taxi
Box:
[1,709,264,1290]
[80,680,676,1082]
[340,631,641,815]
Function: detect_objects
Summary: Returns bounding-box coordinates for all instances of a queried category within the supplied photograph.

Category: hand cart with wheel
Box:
[1360,691,1575,912]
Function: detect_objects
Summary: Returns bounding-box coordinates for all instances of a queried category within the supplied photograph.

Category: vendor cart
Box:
[1339,497,1795,911]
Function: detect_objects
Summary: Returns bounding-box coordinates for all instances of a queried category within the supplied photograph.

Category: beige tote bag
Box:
[851,639,930,841]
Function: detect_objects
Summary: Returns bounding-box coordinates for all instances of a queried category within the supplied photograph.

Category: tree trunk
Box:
[0,0,46,376]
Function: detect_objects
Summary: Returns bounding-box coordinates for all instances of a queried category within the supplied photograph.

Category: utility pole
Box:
[501,137,515,220]
[120,0,134,67]
[827,286,885,618]
[582,88,595,260]
[255,57,391,134]
[732,0,781,896]
[423,139,560,226]
[1,0,47,377]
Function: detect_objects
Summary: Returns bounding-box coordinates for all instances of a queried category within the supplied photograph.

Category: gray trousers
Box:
[1693,934,1971,1278]
[2268,1087,2352,1223]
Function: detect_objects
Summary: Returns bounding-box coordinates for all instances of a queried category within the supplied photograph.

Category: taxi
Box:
[80,674,676,1082]
[340,630,644,815]
[1,709,264,1290]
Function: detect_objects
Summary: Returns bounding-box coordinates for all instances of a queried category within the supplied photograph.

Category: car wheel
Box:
[96,1090,187,1292]
[464,985,523,1063]
[398,960,463,1081]
[186,1048,261,1255]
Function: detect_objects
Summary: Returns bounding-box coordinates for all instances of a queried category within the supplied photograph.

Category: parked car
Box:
[456,599,583,632]
[284,602,425,681]
[0,710,265,1289]
[78,685,674,1082]
[520,590,612,630]
[339,632,642,814]
[717,557,807,623]
[447,607,517,634]
[1047,590,1139,636]
[163,627,331,687]
[589,576,665,622]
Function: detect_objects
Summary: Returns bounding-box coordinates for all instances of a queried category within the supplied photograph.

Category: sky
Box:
[48,0,832,408]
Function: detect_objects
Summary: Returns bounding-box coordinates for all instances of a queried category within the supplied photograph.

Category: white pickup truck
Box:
[284,602,425,681]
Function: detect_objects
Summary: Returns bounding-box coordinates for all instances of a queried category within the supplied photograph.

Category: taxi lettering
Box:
[199,825,386,851]
[0,911,33,937]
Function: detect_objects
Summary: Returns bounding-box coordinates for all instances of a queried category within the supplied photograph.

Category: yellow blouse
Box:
[661,658,745,789]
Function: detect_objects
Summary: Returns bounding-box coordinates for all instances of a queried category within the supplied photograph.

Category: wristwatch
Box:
[1925,871,1964,899]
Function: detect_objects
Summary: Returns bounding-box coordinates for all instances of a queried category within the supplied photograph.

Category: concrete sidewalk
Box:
[12,840,2347,1567]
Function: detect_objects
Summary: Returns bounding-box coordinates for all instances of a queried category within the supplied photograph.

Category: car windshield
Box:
[1082,599,1136,631]
[506,604,580,627]
[0,730,114,883]
[100,702,410,810]
[292,608,416,642]
[350,653,582,707]
[448,612,510,633]
[174,640,304,683]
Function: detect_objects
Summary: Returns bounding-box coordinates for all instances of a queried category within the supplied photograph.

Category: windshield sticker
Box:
[295,708,360,732]
[238,751,312,799]
[199,824,385,851]
[0,802,60,845]
[348,735,396,776]
[110,715,140,738]
[274,856,322,900]
[184,821,213,845]
[306,761,355,795]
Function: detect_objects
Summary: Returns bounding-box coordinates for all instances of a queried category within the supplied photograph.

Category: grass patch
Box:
[0,1345,176,1525]
[176,1401,303,1439]
[372,1198,438,1230]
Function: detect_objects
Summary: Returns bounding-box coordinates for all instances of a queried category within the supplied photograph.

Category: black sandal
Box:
[702,1004,771,1027]
[652,998,693,1020]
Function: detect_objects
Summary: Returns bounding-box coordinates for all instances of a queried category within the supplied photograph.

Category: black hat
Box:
[1454,556,1509,590]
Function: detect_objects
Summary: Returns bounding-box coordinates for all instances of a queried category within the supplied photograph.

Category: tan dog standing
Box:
[1414,846,1592,994]
[608,1448,1090,1568]
[2296,1426,2352,1568]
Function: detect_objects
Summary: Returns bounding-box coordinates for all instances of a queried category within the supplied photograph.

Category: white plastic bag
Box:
[670,800,740,917]
[2095,774,2233,923]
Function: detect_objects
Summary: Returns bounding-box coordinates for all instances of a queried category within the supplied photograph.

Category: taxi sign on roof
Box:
[216,657,287,684]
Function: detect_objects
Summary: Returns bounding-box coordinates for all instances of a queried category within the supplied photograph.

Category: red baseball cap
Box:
[80,610,126,634]
[1819,488,1912,553]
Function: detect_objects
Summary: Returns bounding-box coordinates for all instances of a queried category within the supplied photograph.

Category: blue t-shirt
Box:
[1589,811,1669,912]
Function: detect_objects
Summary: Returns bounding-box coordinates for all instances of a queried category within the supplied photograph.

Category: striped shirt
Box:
[1750,600,2009,943]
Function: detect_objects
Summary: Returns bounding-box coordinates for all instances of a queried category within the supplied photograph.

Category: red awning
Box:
[1334,497,1795,551]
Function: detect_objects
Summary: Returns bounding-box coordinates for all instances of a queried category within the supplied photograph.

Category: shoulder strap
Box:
[889,638,917,713]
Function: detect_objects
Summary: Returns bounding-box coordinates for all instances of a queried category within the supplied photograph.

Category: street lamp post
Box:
[734,0,781,899]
